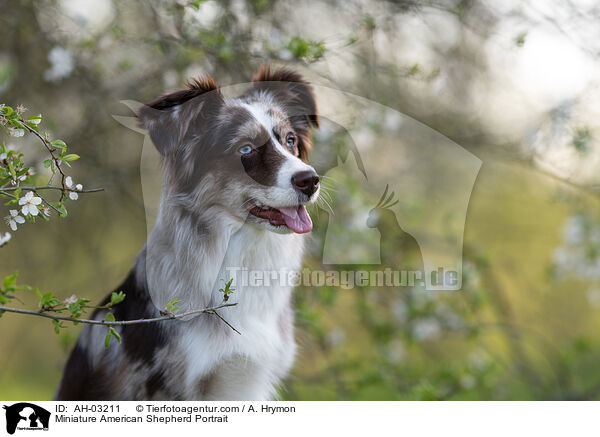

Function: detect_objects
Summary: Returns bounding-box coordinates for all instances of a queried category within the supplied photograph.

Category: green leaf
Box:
[515,32,527,47]
[218,278,235,302]
[109,327,121,343]
[52,319,64,334]
[105,312,116,322]
[14,285,31,291]
[188,0,208,10]
[42,159,52,168]
[51,139,67,149]
[165,298,181,313]
[10,119,25,129]
[67,297,90,319]
[50,202,67,218]
[110,291,126,306]
[104,331,112,348]
[3,272,17,289]
[39,291,61,308]
[8,159,15,178]
[62,154,80,161]
[287,37,325,62]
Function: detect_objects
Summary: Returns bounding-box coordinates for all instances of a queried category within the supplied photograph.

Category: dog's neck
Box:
[135,201,306,318]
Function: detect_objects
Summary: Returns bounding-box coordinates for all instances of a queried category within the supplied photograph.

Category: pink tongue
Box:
[278,206,313,234]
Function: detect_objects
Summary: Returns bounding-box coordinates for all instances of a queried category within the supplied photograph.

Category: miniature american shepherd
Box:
[55,66,320,400]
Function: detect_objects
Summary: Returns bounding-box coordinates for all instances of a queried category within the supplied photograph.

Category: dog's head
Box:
[138,66,320,234]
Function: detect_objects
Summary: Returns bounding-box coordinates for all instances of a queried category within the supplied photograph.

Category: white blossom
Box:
[16,168,34,183]
[5,210,25,231]
[66,176,82,200]
[9,128,24,137]
[64,295,78,306]
[392,299,408,323]
[1,144,17,159]
[29,115,42,125]
[385,339,406,364]
[19,191,42,216]
[325,329,346,347]
[44,46,74,82]
[563,215,585,245]
[412,317,441,342]
[460,374,476,390]
[0,232,11,247]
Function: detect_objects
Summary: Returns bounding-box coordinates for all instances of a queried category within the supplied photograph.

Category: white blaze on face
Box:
[241,102,317,194]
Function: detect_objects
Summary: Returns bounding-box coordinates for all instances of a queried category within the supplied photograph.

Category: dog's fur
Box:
[55,66,320,400]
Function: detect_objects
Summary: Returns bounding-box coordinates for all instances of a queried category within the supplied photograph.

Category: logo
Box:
[3,403,50,435]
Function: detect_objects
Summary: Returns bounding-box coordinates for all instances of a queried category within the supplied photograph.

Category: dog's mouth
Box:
[245,203,313,234]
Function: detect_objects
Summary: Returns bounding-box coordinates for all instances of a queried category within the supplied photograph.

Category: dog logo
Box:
[3,403,50,434]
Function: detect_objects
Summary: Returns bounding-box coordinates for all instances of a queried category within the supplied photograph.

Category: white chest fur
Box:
[173,225,305,399]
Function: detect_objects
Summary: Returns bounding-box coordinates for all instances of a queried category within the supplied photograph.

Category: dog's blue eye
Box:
[238,145,253,155]
[286,134,296,148]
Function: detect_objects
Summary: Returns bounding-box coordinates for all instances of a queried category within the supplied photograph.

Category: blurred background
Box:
[1,0,600,400]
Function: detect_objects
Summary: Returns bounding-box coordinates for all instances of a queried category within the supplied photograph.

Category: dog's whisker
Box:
[319,183,338,194]
[318,188,334,203]
[317,196,335,216]
[240,198,256,209]
[319,186,334,197]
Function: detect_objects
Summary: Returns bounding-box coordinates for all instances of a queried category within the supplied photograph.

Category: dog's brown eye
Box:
[238,144,254,155]
[286,134,296,149]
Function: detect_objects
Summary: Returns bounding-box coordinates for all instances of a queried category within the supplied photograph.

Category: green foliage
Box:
[35,289,62,309]
[104,313,122,348]
[0,103,95,237]
[187,0,209,11]
[0,271,30,309]
[109,291,126,307]
[363,13,376,30]
[0,268,129,343]
[572,127,592,153]
[66,297,91,319]
[515,32,527,47]
[165,298,182,314]
[218,278,235,302]
[286,37,326,62]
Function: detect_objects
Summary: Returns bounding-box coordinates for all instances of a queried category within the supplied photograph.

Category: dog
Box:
[55,65,320,400]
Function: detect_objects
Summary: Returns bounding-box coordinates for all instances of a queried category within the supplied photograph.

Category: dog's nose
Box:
[291,170,320,196]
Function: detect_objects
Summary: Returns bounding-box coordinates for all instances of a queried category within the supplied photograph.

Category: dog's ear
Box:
[249,65,319,160]
[138,76,222,156]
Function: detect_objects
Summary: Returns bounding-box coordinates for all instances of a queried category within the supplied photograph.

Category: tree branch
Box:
[0,185,104,194]
[210,309,242,335]
[0,303,239,329]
